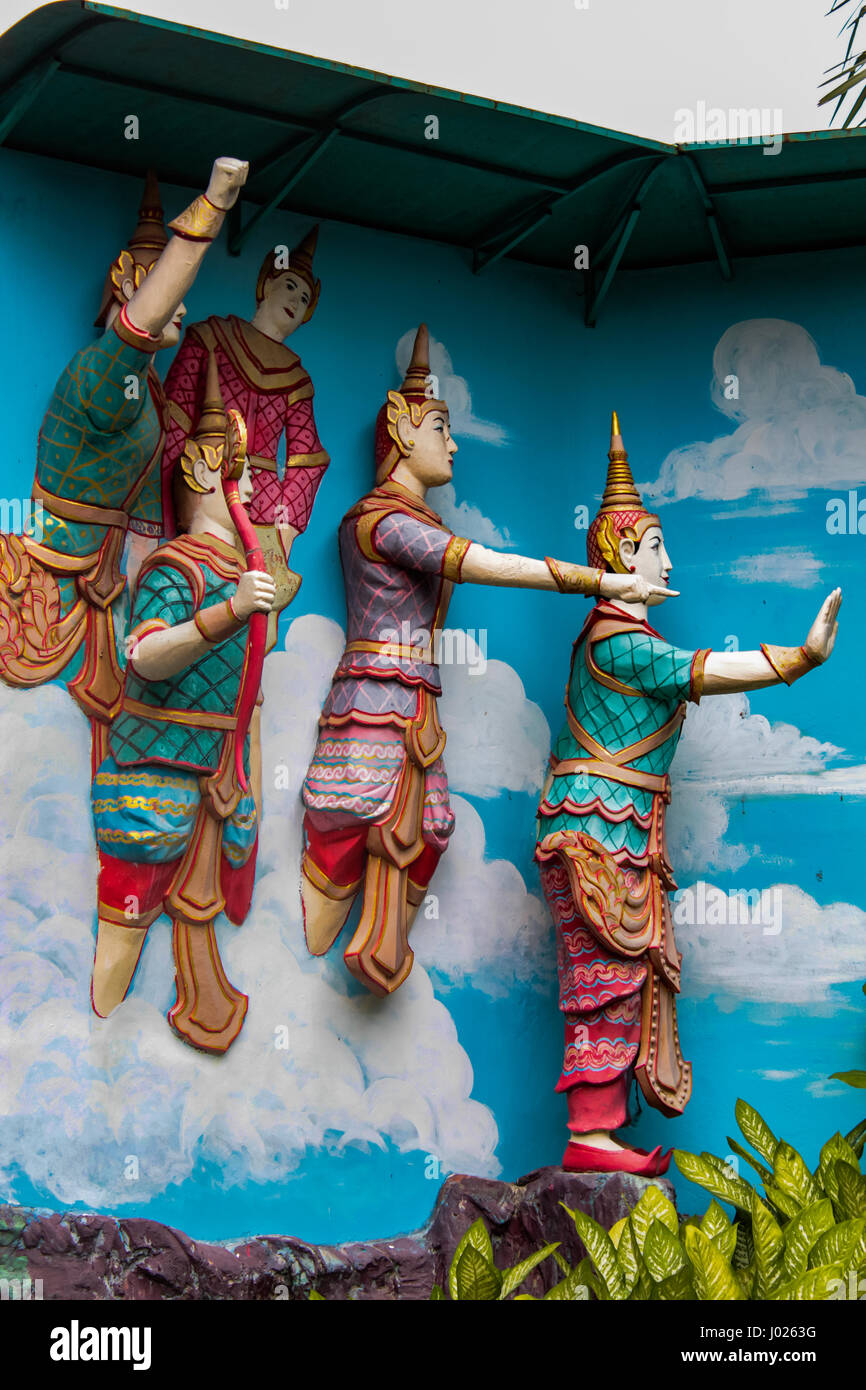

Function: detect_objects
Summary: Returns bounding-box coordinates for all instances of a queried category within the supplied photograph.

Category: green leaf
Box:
[562,1204,626,1300]
[674,1150,754,1212]
[655,1264,696,1301]
[616,1220,642,1294]
[683,1225,745,1301]
[608,1216,628,1249]
[831,1070,866,1088]
[844,1117,866,1160]
[552,1249,573,1277]
[735,1099,779,1167]
[544,1267,591,1301]
[763,1182,801,1221]
[725,1136,774,1186]
[771,1264,844,1301]
[643,1219,688,1283]
[308,1289,325,1301]
[499,1242,560,1300]
[700,1199,732,1242]
[430,1283,444,1301]
[773,1142,821,1212]
[751,1191,785,1299]
[732,1216,755,1272]
[454,1244,502,1301]
[448,1218,494,1301]
[782,1199,835,1279]
[836,1161,866,1220]
[810,1217,866,1272]
[628,1184,679,1252]
[819,1133,860,1208]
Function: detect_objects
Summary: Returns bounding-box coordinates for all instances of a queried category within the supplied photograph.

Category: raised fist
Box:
[206,158,249,212]
[232,570,276,620]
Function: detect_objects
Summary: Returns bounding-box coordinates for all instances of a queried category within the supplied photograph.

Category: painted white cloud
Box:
[427,482,513,548]
[645,319,866,504]
[666,691,854,874]
[438,644,549,798]
[0,613,558,1207]
[728,547,827,589]
[676,883,866,1005]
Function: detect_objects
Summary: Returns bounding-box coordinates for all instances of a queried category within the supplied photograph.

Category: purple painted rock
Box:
[0,1167,675,1301]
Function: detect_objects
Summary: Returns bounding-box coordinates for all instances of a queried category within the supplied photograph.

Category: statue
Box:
[0,159,249,766]
[299,327,670,998]
[90,358,275,1054]
[535,413,842,1176]
[162,226,329,651]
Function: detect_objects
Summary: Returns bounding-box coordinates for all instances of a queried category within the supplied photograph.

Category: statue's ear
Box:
[618,534,636,569]
[393,407,415,452]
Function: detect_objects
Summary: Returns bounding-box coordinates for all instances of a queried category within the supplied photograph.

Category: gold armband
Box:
[194,598,245,644]
[168,193,226,243]
[760,643,819,686]
[545,556,604,597]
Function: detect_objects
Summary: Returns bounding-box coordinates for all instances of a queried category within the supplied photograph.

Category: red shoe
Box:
[561,1141,672,1177]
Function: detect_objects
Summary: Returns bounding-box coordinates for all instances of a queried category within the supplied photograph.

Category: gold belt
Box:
[32,480,130,530]
[343,638,437,665]
[120,697,237,730]
[551,755,670,797]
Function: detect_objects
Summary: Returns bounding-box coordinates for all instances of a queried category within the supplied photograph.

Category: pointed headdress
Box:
[586,412,661,573]
[374,323,448,483]
[255,224,321,322]
[95,169,168,327]
[177,352,246,498]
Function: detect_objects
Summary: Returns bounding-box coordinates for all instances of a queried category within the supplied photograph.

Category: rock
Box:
[0,1168,675,1301]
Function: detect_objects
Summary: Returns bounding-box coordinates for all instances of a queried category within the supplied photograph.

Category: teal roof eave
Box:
[81,1,674,154]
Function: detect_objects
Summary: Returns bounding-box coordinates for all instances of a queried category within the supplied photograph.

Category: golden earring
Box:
[407,439,415,447]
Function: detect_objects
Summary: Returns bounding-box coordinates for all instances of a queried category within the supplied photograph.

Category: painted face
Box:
[158,299,187,350]
[403,408,457,488]
[263,271,312,337]
[629,525,672,605]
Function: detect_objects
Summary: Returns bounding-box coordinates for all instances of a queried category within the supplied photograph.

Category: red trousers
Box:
[302,813,442,894]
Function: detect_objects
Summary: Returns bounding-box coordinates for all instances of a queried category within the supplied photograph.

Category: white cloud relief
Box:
[0,614,554,1208]
[645,318,866,505]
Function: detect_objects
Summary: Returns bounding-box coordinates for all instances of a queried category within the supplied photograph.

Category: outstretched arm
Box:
[459,542,676,605]
[124,158,249,339]
[702,588,841,695]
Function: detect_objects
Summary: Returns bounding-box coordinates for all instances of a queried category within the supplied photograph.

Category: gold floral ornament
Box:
[108,248,148,302]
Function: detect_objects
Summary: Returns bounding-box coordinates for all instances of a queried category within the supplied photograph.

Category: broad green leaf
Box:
[544,1267,590,1301]
[674,1150,754,1212]
[499,1241,560,1299]
[655,1264,695,1301]
[831,1070,866,1088]
[836,1161,866,1220]
[782,1199,835,1279]
[763,1182,801,1221]
[430,1283,444,1301]
[448,1218,494,1300]
[810,1217,866,1272]
[844,1117,866,1159]
[818,1132,860,1205]
[308,1289,325,1301]
[552,1249,573,1277]
[735,1098,779,1167]
[726,1136,774,1186]
[616,1219,642,1294]
[454,1244,502,1301]
[734,1265,755,1299]
[563,1204,625,1300]
[700,1199,732,1242]
[643,1219,687,1283]
[608,1216,628,1249]
[628,1184,679,1252]
[751,1191,785,1299]
[773,1142,821,1212]
[771,1263,844,1301]
[683,1225,745,1301]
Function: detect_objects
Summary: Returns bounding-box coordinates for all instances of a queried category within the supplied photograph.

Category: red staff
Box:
[221,409,267,792]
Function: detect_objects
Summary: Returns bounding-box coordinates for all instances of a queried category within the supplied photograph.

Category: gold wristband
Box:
[545,556,603,597]
[760,643,819,686]
[168,193,226,243]
[194,598,245,644]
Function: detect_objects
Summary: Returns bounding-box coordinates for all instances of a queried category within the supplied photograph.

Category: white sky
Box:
[0,0,849,142]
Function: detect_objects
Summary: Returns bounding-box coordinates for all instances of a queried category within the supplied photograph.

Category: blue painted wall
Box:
[0,147,863,1242]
